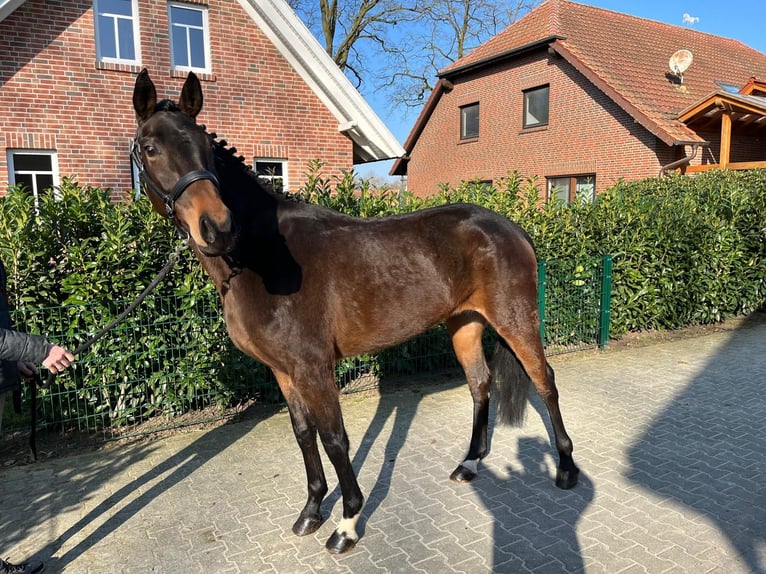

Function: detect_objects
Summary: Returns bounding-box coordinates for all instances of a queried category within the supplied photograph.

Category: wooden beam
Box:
[684,160,766,173]
[684,165,716,173]
[727,160,766,169]
[720,111,732,168]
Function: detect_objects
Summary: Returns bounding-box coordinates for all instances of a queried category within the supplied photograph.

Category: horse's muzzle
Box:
[198,212,237,256]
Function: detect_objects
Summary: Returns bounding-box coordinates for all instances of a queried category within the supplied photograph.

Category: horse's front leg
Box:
[275,372,328,536]
[299,368,364,554]
[318,419,364,553]
[288,407,328,535]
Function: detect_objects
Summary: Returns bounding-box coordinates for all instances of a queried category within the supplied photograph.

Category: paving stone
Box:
[1,315,765,572]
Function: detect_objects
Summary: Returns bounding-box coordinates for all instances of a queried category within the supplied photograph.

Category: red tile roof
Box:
[439,0,766,145]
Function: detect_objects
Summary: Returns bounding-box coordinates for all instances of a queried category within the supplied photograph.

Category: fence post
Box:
[599,255,613,349]
[537,260,547,345]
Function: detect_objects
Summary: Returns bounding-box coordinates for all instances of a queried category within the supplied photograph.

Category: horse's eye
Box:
[144,145,158,158]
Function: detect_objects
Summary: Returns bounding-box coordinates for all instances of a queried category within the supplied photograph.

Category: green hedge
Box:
[0,179,203,308]
[594,172,766,332]
[1,168,764,427]
[4,168,764,342]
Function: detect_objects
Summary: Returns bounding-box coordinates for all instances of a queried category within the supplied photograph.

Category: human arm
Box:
[17,343,74,377]
[0,328,74,373]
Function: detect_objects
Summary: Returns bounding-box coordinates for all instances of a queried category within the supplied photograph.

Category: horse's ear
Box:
[179,71,203,118]
[133,68,157,123]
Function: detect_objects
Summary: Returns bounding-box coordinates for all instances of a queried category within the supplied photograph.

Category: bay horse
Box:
[131,69,579,553]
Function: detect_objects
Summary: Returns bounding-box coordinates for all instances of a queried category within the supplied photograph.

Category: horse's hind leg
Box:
[540,360,579,489]
[447,312,491,483]
[495,325,579,489]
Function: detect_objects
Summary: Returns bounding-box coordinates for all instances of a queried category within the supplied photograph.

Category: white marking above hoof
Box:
[336,510,362,542]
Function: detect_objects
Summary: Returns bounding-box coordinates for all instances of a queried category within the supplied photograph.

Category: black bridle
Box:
[131,131,220,219]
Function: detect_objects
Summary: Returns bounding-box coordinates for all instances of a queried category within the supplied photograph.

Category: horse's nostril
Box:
[199,215,215,244]
[199,213,235,251]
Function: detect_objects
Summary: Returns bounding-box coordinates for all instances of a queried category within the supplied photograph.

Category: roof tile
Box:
[441,0,766,144]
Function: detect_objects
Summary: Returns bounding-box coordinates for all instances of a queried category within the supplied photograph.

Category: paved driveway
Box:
[1,313,765,573]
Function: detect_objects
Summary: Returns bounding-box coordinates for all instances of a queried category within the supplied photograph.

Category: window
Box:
[523,85,549,128]
[547,175,595,204]
[7,150,59,210]
[460,103,479,139]
[255,159,287,192]
[478,180,493,190]
[94,0,140,64]
[168,2,210,73]
[131,149,142,200]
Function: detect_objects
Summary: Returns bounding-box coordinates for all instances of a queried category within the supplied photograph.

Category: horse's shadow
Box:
[22,401,280,571]
[468,396,594,572]
[322,378,594,571]
[321,378,445,535]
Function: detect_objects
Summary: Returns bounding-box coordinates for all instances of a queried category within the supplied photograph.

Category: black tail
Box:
[491,339,530,426]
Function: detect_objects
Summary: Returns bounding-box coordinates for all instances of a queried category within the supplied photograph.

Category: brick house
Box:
[392,0,766,199]
[0,0,404,202]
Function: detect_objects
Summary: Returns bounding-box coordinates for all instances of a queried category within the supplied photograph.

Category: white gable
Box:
[236,0,404,163]
[0,0,405,163]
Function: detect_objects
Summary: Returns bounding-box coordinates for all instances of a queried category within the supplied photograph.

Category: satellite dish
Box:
[669,49,693,82]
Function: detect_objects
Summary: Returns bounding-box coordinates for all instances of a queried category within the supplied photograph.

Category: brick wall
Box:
[0,0,353,200]
[406,49,678,196]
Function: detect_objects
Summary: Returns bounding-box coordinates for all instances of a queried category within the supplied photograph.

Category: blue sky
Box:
[357,0,766,180]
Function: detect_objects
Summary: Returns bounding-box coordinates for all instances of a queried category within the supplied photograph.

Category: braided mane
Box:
[206,130,304,203]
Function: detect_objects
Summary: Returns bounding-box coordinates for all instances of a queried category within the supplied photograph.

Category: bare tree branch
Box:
[289,0,540,114]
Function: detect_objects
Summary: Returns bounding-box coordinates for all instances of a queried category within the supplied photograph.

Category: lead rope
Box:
[28,240,188,461]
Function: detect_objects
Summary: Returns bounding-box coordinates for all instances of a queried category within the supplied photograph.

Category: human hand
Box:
[17,361,39,379]
[43,345,75,374]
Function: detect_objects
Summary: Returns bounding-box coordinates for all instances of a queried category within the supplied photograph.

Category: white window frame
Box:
[168,2,211,74]
[255,158,288,192]
[131,145,142,201]
[7,150,61,211]
[94,0,141,65]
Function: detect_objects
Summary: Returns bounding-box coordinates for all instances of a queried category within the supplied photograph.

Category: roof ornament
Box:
[669,49,693,88]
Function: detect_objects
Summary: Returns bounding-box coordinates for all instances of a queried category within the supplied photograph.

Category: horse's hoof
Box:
[450,459,480,483]
[449,464,477,483]
[556,466,580,490]
[292,514,324,536]
[325,529,357,554]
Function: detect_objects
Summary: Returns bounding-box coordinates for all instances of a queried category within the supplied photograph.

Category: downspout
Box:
[659,144,700,177]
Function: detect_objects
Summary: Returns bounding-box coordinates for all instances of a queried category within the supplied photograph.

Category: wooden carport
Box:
[678,80,766,173]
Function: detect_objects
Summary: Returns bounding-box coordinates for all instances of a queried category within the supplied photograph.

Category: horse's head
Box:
[132,69,235,256]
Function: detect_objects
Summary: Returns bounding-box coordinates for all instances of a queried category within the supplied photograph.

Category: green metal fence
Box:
[538,255,613,353]
[2,255,611,440]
